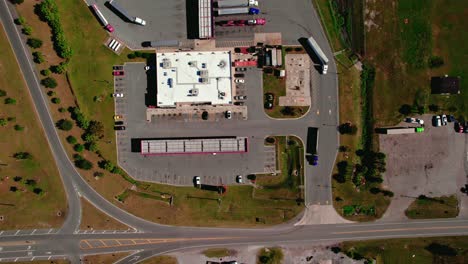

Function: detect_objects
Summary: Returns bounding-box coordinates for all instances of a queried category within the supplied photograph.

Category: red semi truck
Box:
[219,18,266,26]
[91,4,114,32]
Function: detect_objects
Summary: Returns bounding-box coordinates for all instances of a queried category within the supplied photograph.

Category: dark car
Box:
[234,73,245,78]
[236,68,247,72]
[114,126,126,131]
[265,93,274,102]
[115,121,124,125]
[265,102,273,109]
[113,65,123,70]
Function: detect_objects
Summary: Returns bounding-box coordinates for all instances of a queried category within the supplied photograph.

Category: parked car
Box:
[115,121,124,125]
[455,122,464,133]
[114,126,126,130]
[265,102,273,109]
[144,65,153,70]
[441,114,448,126]
[194,176,201,187]
[114,115,123,120]
[112,70,124,76]
[234,79,245,83]
[234,95,247,100]
[234,73,245,78]
[236,175,243,183]
[432,115,441,127]
[448,115,456,122]
[234,102,244,106]
[265,93,274,102]
[113,93,124,98]
[225,110,232,119]
[236,68,247,72]
[113,66,123,70]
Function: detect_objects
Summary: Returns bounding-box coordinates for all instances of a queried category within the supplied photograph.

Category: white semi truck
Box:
[217,0,258,8]
[108,0,146,26]
[217,7,260,16]
[306,36,329,74]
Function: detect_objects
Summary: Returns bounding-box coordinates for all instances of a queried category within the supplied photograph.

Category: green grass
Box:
[0,25,66,229]
[405,195,459,219]
[341,236,468,264]
[140,255,178,264]
[257,247,284,264]
[202,248,236,258]
[313,0,346,52]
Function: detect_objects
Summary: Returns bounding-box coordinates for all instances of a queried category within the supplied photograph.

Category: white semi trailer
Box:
[217,0,258,8]
[306,36,329,74]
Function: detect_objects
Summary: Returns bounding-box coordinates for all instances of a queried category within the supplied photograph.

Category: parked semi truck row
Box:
[108,0,146,26]
[306,36,329,74]
[216,7,260,16]
[91,4,114,32]
[216,0,258,8]
[218,18,266,26]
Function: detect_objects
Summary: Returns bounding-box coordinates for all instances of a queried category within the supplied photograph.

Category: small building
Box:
[431,76,460,95]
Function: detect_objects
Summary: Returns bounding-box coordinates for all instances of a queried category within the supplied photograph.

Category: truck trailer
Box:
[108,0,146,26]
[216,7,259,16]
[217,0,258,8]
[306,127,319,166]
[91,4,114,32]
[306,36,329,74]
[384,127,424,134]
[219,18,265,26]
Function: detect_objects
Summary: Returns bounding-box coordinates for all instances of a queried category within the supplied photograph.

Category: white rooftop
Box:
[156,51,232,107]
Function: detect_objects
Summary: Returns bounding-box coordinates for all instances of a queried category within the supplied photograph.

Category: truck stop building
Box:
[156,51,233,107]
[140,137,248,155]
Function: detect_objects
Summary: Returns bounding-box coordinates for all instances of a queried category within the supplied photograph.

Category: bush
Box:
[13,152,32,160]
[66,135,77,144]
[428,56,444,68]
[22,25,33,35]
[47,91,56,96]
[338,145,349,152]
[0,118,7,126]
[14,124,24,131]
[14,16,25,25]
[370,187,381,194]
[74,144,84,152]
[32,51,45,64]
[399,104,412,115]
[56,119,73,131]
[5,98,17,104]
[258,247,284,264]
[85,142,98,152]
[58,107,67,113]
[51,97,61,104]
[11,0,24,4]
[425,243,457,256]
[33,188,44,195]
[331,247,341,254]
[73,153,83,161]
[0,89,6,96]
[280,106,296,116]
[333,173,346,183]
[7,117,16,121]
[26,38,43,49]
[75,158,93,170]
[69,107,89,129]
[41,77,57,88]
[50,62,67,74]
[134,51,142,57]
[338,123,357,135]
[428,104,439,112]
[247,174,257,181]
[127,53,136,59]
[99,160,115,172]
[35,0,73,59]
[93,172,104,178]
[40,69,51,76]
[10,186,18,192]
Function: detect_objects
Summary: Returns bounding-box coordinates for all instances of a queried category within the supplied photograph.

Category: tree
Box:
[40,69,51,76]
[0,118,7,126]
[247,174,256,181]
[99,160,115,172]
[87,120,104,139]
[280,106,296,116]
[25,179,37,186]
[51,97,61,104]
[47,91,56,96]
[338,145,349,152]
[10,186,18,192]
[33,188,43,195]
[21,25,33,35]
[428,56,444,68]
[7,117,15,121]
[58,107,66,113]
[333,173,346,183]
[0,89,6,97]
[56,119,73,131]
[66,135,77,144]
[75,158,93,170]
[14,16,25,25]
[5,98,16,104]
[338,123,357,135]
[86,142,98,152]
[74,144,84,152]
[11,0,24,4]
[14,124,24,131]
[202,111,209,120]
[13,152,32,160]
[370,187,381,194]
[399,104,412,115]
[425,243,457,256]
[26,38,43,49]
[32,51,45,64]
[127,53,136,59]
[41,77,57,88]
[428,104,439,112]
[93,172,104,178]
[50,62,67,74]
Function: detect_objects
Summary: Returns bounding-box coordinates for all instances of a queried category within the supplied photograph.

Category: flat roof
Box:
[198,0,212,39]
[141,137,248,155]
[156,51,232,107]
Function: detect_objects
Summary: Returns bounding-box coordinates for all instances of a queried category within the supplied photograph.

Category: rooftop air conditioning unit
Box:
[162,59,171,69]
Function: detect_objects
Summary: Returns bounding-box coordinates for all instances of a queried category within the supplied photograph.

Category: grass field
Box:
[82,253,129,264]
[79,198,130,230]
[341,236,468,264]
[366,0,468,125]
[141,255,178,264]
[202,248,236,258]
[0,25,66,229]
[405,195,459,219]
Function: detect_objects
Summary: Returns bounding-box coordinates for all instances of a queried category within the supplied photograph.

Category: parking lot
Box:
[379,114,468,220]
[93,0,322,48]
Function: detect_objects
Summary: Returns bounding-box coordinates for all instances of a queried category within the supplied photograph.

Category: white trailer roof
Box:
[141,137,248,155]
[199,0,212,39]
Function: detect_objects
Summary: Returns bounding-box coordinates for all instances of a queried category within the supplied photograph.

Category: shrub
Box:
[10,186,17,192]
[58,107,66,113]
[258,248,284,264]
[0,118,7,126]
[399,104,412,115]
[333,173,346,183]
[331,247,341,254]
[14,124,24,131]
[32,51,45,64]
[56,119,73,131]
[247,174,257,181]
[428,56,444,68]
[7,117,16,121]
[75,158,93,170]
[47,91,56,96]
[51,97,61,104]
[69,107,89,129]
[425,243,457,256]
[14,16,25,25]
[93,172,104,178]
[73,153,83,160]
[134,51,142,57]
[41,77,57,88]
[74,144,84,152]
[0,89,6,96]
[26,38,43,49]
[22,25,33,35]
[13,176,22,182]
[13,152,32,160]
[66,135,77,144]
[11,0,24,4]
[338,123,357,135]
[50,62,67,74]
[370,187,381,194]
[40,69,51,76]
[33,188,43,195]
[85,142,98,152]
[98,160,115,172]
[5,98,17,104]
[127,53,136,59]
[25,179,37,186]
[86,121,104,139]
[428,104,439,112]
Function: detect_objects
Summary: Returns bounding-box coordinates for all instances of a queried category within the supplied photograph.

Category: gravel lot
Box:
[379,114,468,220]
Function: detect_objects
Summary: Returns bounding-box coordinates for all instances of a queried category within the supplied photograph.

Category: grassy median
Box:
[405,195,459,219]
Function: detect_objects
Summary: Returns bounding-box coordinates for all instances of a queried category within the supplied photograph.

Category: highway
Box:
[0,0,466,263]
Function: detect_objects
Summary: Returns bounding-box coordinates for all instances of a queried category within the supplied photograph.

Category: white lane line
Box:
[0,231,3,235]
[14,258,18,262]
[14,230,20,235]
[31,229,36,235]
[47,229,53,234]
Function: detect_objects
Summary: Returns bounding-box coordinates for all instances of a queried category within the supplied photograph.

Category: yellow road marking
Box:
[332,225,468,235]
